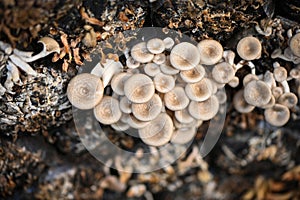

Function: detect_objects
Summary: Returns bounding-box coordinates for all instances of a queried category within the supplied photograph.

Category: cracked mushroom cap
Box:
[38,36,60,54]
[124,74,155,103]
[138,113,173,146]
[237,36,262,60]
[144,63,161,77]
[131,42,154,63]
[154,73,175,93]
[67,73,104,110]
[212,62,235,84]
[111,72,132,96]
[289,32,300,57]
[274,67,288,82]
[180,64,205,83]
[233,89,255,113]
[171,127,197,145]
[188,95,219,121]
[197,39,223,65]
[278,92,298,108]
[244,80,272,107]
[170,42,200,70]
[164,87,190,111]
[132,94,163,121]
[264,104,290,126]
[185,78,214,102]
[94,96,122,125]
[147,38,165,54]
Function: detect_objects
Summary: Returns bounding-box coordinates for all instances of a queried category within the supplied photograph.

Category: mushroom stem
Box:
[0,41,12,54]
[280,80,290,93]
[7,61,21,85]
[255,24,272,36]
[287,29,293,39]
[13,48,34,58]
[271,49,293,62]
[235,60,256,74]
[8,54,37,76]
[223,50,235,66]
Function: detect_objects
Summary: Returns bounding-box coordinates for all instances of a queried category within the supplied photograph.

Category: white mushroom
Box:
[236,36,262,61]
[132,94,162,121]
[264,104,290,127]
[185,78,214,102]
[94,96,122,125]
[233,89,255,113]
[119,96,132,114]
[171,127,197,145]
[197,39,223,65]
[180,64,205,83]
[154,73,175,93]
[131,42,154,63]
[164,86,190,111]
[163,37,175,49]
[147,38,165,54]
[111,72,132,95]
[243,80,272,107]
[212,62,235,84]
[188,95,219,120]
[144,62,161,77]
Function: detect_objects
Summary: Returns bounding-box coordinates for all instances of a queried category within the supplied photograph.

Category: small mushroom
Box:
[243,73,259,86]
[124,74,155,103]
[67,73,104,110]
[131,42,154,63]
[111,72,132,95]
[236,36,262,61]
[197,39,223,65]
[228,76,240,88]
[289,32,300,57]
[160,61,180,75]
[8,54,37,76]
[153,53,166,65]
[175,108,195,124]
[154,73,175,93]
[223,50,235,65]
[261,95,276,109]
[132,94,163,121]
[111,121,130,132]
[126,56,140,69]
[147,38,165,54]
[264,104,290,126]
[212,62,235,84]
[127,114,150,129]
[188,95,219,120]
[94,96,122,125]
[171,127,197,145]
[233,89,255,113]
[244,80,272,107]
[215,89,227,104]
[164,87,190,111]
[180,64,205,83]
[119,96,132,114]
[278,92,298,108]
[263,71,276,88]
[273,62,288,82]
[138,113,173,146]
[272,87,284,99]
[170,42,200,70]
[163,37,175,49]
[185,78,214,102]
[144,62,161,77]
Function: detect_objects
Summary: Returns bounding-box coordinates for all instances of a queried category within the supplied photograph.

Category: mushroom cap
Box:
[127,114,150,129]
[212,62,235,84]
[264,104,290,126]
[197,39,223,65]
[171,127,197,145]
[119,96,132,114]
[272,86,284,99]
[153,53,166,65]
[67,73,104,110]
[131,42,154,63]
[111,72,132,95]
[289,32,300,57]
[111,121,130,131]
[237,36,262,61]
[132,94,163,121]
[94,96,122,125]
[243,73,259,86]
[261,95,276,109]
[233,89,255,113]
[138,113,173,146]
[126,56,140,69]
[180,64,205,83]
[101,59,123,87]
[154,73,175,93]
[144,62,161,77]
[188,95,219,120]
[170,42,200,70]
[278,92,298,108]
[124,74,155,103]
[164,87,190,111]
[215,90,227,104]
[160,62,180,75]
[175,108,195,124]
[185,78,214,102]
[228,76,240,88]
[38,36,60,54]
[290,68,300,79]
[147,38,165,54]
[274,66,288,82]
[163,37,175,49]
[244,80,272,107]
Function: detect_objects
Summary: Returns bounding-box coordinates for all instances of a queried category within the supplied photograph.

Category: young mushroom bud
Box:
[185,78,214,102]
[289,32,300,57]
[111,72,132,95]
[180,64,205,83]
[131,42,154,63]
[188,95,219,120]
[244,80,272,107]
[237,36,262,61]
[164,87,190,111]
[197,39,223,65]
[154,73,175,93]
[233,89,255,113]
[67,73,104,110]
[147,38,165,54]
[264,104,290,126]
[212,62,235,84]
[94,96,122,125]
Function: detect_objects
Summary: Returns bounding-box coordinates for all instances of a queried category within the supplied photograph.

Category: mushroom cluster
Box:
[67,37,229,147]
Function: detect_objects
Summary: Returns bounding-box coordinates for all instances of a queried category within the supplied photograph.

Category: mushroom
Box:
[164,87,190,111]
[138,113,173,146]
[243,73,259,86]
[111,72,132,95]
[153,53,166,65]
[228,76,240,88]
[236,36,262,61]
[212,62,235,84]
[144,62,161,77]
[126,56,140,69]
[278,92,298,108]
[147,38,165,54]
[244,80,272,107]
[124,74,155,103]
[180,64,205,83]
[160,61,180,75]
[94,96,122,125]
[289,32,300,57]
[264,104,290,126]
[215,89,227,104]
[163,37,175,49]
[260,95,276,109]
[131,42,154,63]
[171,127,197,145]
[119,96,132,114]
[185,78,214,102]
[170,42,200,70]
[8,54,37,76]
[154,73,175,93]
[274,66,288,83]
[233,89,255,113]
[197,39,223,65]
[111,121,130,132]
[272,87,284,99]
[132,94,163,121]
[127,114,150,129]
[67,73,104,110]
[188,95,219,120]
[223,50,235,65]
[263,71,276,88]
[175,108,195,124]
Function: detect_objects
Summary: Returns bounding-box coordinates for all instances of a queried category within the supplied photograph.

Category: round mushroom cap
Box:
[127,114,150,129]
[274,67,288,82]
[144,62,161,77]
[180,64,206,83]
[215,90,227,104]
[119,96,132,114]
[147,38,165,54]
[67,73,104,110]
[170,42,200,70]
[212,62,235,84]
[160,62,180,75]
[94,96,122,125]
[111,121,130,132]
[278,92,298,108]
[237,36,262,61]
[138,113,173,146]
[175,108,195,124]
[171,127,197,145]
[164,87,190,111]
[264,104,290,126]
[132,94,163,121]
[153,53,166,65]
[111,72,132,95]
[163,37,175,49]
[233,89,255,113]
[131,42,154,63]
[124,74,155,103]
[38,36,60,54]
[228,76,240,88]
[188,95,219,120]
[243,73,259,86]
[154,73,175,93]
[289,32,300,57]
[126,56,140,69]
[244,80,272,107]
[185,78,214,102]
[290,68,300,79]
[272,87,284,99]
[197,39,223,65]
